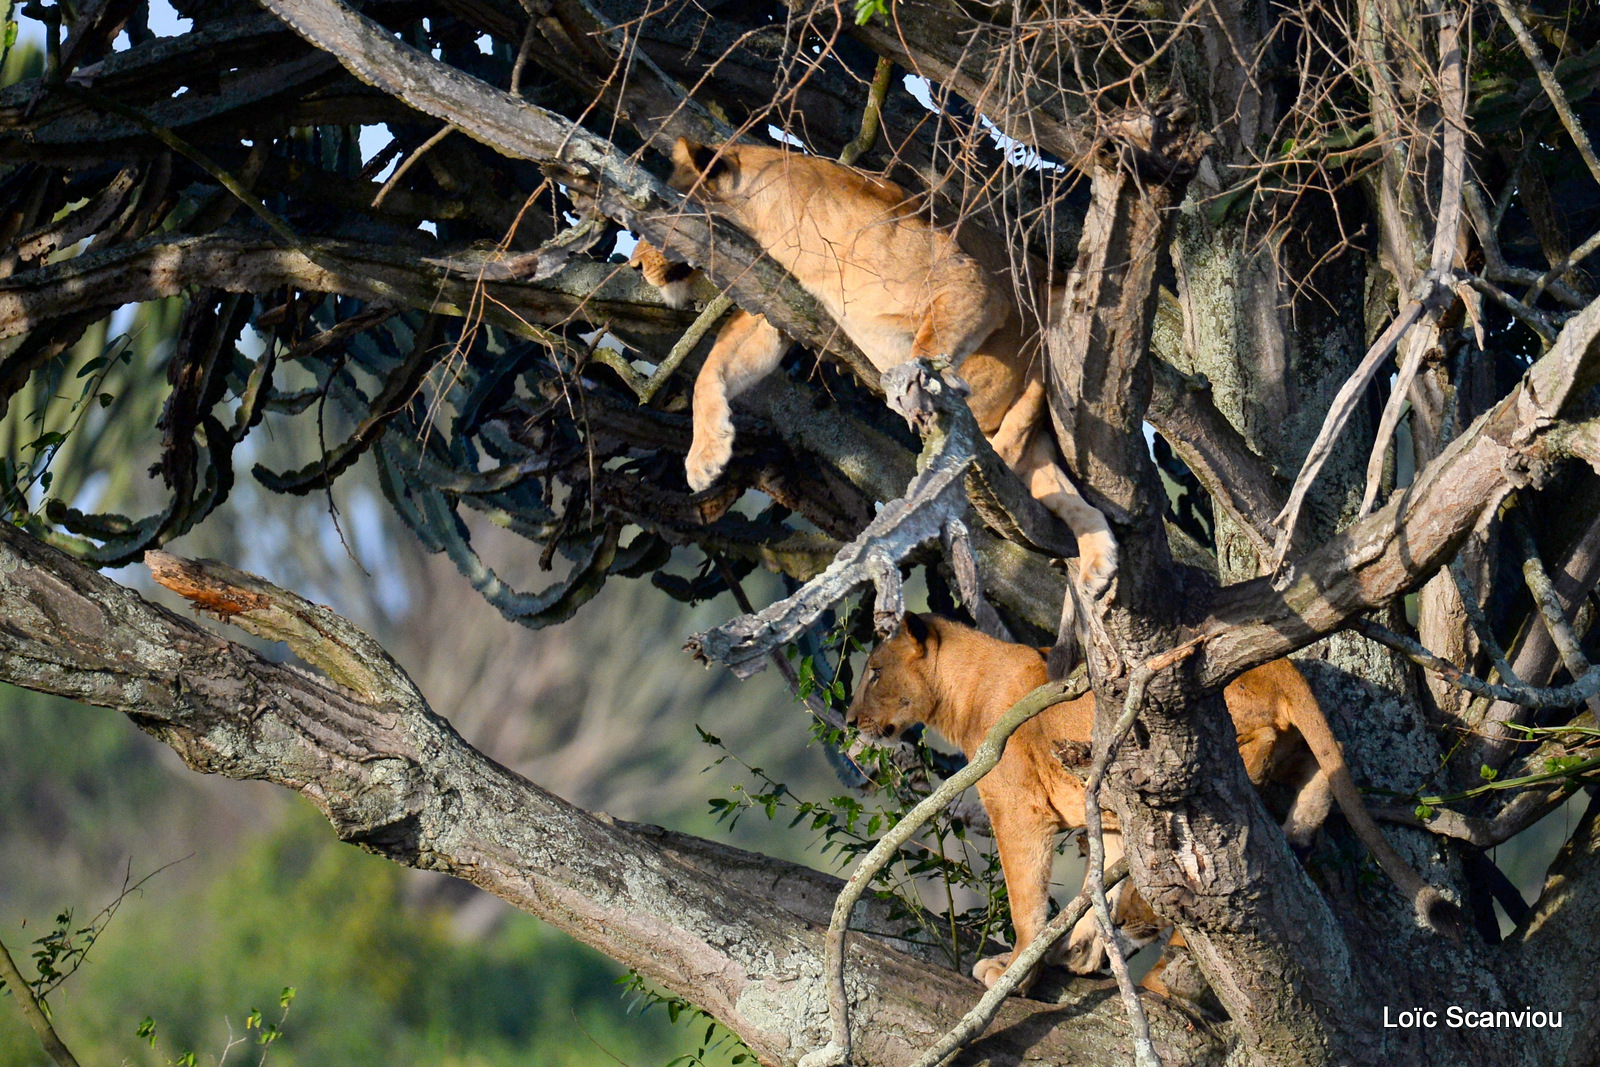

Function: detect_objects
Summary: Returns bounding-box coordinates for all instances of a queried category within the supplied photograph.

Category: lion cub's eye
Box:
[868,666,881,684]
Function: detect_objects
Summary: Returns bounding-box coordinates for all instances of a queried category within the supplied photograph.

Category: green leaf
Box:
[1479,764,1499,781]
[1414,803,1434,819]
[280,985,296,1008]
[137,1017,157,1047]
[853,0,888,24]
[246,1007,262,1029]
[98,392,114,408]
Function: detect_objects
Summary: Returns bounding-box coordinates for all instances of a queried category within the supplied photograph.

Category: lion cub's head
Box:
[846,614,938,741]
[669,138,741,198]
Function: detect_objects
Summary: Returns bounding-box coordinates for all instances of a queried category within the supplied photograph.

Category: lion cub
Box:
[638,139,1117,595]
[847,613,1456,993]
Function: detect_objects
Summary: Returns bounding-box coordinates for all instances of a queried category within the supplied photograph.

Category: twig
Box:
[1513,515,1600,717]
[1082,643,1201,1067]
[0,936,82,1067]
[373,124,456,209]
[1351,617,1600,708]
[837,57,894,167]
[1464,276,1560,343]
[1450,555,1519,686]
[910,860,1130,1067]
[1359,10,1466,517]
[1492,0,1600,190]
[1527,226,1600,307]
[803,671,1090,1067]
[1271,297,1428,568]
[640,294,734,404]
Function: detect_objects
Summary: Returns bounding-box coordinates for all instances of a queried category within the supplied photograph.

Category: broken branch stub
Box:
[687,363,976,677]
[688,361,1064,677]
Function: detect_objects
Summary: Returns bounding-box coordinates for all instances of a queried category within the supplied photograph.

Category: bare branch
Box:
[688,362,1078,678]
[1492,0,1600,190]
[1147,357,1286,555]
[1203,295,1600,687]
[1081,643,1201,1067]
[1359,10,1467,518]
[1351,617,1600,709]
[908,861,1130,1067]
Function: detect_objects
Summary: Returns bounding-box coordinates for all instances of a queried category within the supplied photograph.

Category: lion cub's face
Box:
[668,138,739,198]
[846,616,937,741]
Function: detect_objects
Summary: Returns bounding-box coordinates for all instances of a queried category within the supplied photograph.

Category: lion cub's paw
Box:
[1064,924,1107,974]
[685,433,733,492]
[1077,530,1119,599]
[971,953,1013,989]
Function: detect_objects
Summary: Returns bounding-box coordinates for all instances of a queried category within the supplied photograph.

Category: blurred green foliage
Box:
[0,690,733,1067]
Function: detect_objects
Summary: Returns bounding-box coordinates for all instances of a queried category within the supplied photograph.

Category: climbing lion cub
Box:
[638,139,1117,595]
[846,613,1456,993]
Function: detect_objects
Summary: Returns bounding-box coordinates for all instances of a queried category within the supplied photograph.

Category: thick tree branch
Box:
[249,0,884,387]
[1202,297,1600,689]
[1147,357,1286,557]
[0,523,1221,1067]
[688,362,1077,678]
[0,231,694,342]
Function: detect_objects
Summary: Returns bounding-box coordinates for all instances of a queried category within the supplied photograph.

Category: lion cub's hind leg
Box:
[686,310,788,492]
[1016,434,1119,597]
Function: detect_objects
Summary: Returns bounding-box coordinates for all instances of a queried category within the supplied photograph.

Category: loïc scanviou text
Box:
[1383,1007,1562,1029]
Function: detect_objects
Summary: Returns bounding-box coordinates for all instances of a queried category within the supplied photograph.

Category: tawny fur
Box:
[846,614,1457,994]
[628,240,696,309]
[638,138,1117,595]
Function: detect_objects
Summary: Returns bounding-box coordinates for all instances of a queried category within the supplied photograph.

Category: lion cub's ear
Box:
[901,612,931,656]
[671,138,733,190]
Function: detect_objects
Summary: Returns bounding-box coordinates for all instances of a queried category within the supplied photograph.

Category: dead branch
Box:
[1359,10,1467,518]
[1351,617,1600,709]
[1202,296,1600,688]
[1492,0,1600,190]
[0,232,693,342]
[1082,643,1201,1067]
[1147,356,1286,556]
[687,361,1076,678]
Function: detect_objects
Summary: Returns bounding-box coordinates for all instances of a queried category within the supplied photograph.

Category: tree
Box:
[2,0,1600,1062]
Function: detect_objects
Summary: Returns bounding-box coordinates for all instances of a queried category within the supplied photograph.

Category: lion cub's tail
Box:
[1273,661,1466,938]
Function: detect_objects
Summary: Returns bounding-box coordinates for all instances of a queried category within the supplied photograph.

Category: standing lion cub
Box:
[847,613,1459,993]
[637,139,1117,595]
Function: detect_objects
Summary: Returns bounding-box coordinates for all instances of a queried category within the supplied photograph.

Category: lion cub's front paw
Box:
[685,433,733,492]
[972,953,1013,989]
[1077,530,1119,599]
